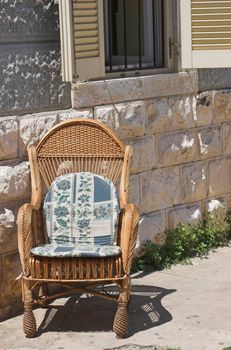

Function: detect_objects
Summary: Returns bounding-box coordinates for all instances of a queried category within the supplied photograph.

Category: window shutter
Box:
[59,0,105,82]
[181,0,231,68]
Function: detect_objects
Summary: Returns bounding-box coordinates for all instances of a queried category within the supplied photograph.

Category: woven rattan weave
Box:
[17,119,139,338]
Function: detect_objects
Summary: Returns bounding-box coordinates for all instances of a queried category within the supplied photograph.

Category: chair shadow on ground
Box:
[37,285,176,337]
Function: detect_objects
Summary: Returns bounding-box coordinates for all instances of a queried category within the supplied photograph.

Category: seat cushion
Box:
[44,172,120,246]
[31,243,121,258]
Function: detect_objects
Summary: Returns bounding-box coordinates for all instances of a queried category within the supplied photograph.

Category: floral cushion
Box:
[43,172,120,246]
[31,243,121,258]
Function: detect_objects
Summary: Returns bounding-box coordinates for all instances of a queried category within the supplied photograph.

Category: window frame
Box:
[102,0,177,79]
[58,0,178,82]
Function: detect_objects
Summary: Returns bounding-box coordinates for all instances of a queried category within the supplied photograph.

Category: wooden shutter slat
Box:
[75,0,96,2]
[74,3,97,10]
[75,50,99,58]
[193,38,231,44]
[193,32,231,37]
[192,2,231,8]
[192,14,231,19]
[76,43,99,52]
[192,20,231,25]
[74,23,98,30]
[75,30,98,38]
[74,16,97,24]
[193,45,231,49]
[75,37,98,45]
[73,9,98,16]
[192,8,231,13]
[193,26,231,31]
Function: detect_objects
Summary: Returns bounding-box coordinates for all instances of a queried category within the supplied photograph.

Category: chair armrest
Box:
[119,203,139,275]
[17,203,44,277]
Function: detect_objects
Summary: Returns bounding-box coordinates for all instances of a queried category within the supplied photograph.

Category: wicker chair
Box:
[17,119,139,338]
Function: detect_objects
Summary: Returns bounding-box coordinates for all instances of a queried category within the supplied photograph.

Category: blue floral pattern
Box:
[43,172,120,247]
[31,242,121,258]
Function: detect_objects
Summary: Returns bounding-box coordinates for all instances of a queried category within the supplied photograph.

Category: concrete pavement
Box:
[1,246,231,350]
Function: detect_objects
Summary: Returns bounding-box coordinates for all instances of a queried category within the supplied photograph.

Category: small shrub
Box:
[132,212,231,272]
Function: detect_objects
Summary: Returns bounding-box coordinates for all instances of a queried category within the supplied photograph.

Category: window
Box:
[104,0,165,72]
[58,0,231,82]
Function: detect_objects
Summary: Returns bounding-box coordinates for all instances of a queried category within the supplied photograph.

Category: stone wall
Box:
[1,71,231,320]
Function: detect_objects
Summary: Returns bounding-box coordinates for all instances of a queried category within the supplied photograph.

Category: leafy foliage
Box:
[133,212,231,272]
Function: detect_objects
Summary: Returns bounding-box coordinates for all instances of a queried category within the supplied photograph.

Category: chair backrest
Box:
[35,119,125,189]
[44,172,120,246]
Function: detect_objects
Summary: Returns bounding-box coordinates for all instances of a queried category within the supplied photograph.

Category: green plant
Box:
[132,212,231,272]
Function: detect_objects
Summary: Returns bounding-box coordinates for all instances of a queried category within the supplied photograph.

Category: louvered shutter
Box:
[59,0,105,82]
[181,0,231,68]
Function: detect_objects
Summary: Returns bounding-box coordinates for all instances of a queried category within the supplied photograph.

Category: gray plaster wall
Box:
[198,69,231,91]
[0,0,71,117]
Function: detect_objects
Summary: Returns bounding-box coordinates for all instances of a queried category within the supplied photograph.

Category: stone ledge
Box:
[72,71,198,109]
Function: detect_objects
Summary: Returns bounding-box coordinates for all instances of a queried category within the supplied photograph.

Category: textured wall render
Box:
[0,0,71,116]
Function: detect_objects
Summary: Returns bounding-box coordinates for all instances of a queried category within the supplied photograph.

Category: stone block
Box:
[129,174,140,208]
[58,108,93,121]
[213,90,231,123]
[2,252,21,301]
[208,158,231,197]
[0,206,17,254]
[168,203,202,229]
[146,98,172,134]
[0,162,30,202]
[223,123,231,155]
[19,112,58,156]
[193,92,213,127]
[140,167,180,213]
[156,130,197,167]
[0,117,18,161]
[181,161,207,204]
[72,71,198,108]
[147,96,194,134]
[197,126,222,159]
[94,101,146,139]
[128,136,155,174]
[138,211,166,243]
[169,96,194,129]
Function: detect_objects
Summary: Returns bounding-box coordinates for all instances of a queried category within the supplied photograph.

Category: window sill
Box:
[71,70,198,109]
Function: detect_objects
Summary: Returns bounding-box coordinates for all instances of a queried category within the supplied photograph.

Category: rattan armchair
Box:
[17,119,139,338]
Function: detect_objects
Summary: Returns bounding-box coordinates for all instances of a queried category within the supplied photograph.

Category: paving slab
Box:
[1,247,231,350]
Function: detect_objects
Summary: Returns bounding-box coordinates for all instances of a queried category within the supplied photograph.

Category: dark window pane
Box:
[104,0,165,72]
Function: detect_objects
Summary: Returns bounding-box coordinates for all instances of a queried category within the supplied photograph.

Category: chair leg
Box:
[113,277,130,338]
[22,280,37,338]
